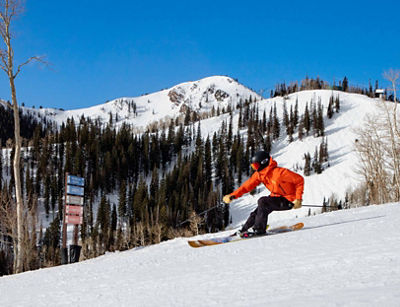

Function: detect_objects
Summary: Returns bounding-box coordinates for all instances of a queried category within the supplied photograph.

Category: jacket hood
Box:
[263,157,277,173]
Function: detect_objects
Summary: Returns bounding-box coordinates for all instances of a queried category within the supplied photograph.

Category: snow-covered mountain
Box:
[3,78,395,235]
[23,76,261,130]
[1,203,399,306]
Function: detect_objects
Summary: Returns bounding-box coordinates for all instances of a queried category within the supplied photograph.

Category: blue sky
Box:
[1,0,399,109]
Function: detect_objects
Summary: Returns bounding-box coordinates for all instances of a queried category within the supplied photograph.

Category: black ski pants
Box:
[242,196,293,233]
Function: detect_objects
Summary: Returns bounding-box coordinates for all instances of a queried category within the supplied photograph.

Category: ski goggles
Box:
[250,158,269,171]
[251,162,260,171]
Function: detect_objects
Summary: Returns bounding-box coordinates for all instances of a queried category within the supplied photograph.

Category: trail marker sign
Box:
[66,185,84,197]
[66,195,84,206]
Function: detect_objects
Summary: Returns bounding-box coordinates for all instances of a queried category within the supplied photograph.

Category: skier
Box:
[223,150,304,237]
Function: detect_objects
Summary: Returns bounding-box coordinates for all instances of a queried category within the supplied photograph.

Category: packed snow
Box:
[1,203,399,306]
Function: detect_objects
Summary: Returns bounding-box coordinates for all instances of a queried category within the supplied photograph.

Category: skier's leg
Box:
[241,207,258,232]
[253,196,273,234]
[253,196,293,233]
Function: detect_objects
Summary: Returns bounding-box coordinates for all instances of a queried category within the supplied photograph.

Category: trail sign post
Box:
[62,173,85,265]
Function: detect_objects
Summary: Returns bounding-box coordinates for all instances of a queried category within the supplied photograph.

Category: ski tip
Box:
[198,239,222,246]
[292,222,304,230]
[188,241,203,248]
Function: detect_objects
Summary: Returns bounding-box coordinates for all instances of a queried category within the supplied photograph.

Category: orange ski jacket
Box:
[230,157,304,202]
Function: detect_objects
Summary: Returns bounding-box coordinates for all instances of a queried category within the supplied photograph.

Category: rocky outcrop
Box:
[168,88,185,106]
[214,89,229,101]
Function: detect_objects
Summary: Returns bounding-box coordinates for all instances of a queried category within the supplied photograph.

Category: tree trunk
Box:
[7,35,24,272]
[10,76,24,273]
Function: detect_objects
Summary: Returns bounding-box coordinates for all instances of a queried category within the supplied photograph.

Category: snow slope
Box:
[1,203,399,306]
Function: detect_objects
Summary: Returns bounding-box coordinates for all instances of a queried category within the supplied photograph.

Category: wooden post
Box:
[62,173,68,249]
[61,172,68,264]
[73,224,79,245]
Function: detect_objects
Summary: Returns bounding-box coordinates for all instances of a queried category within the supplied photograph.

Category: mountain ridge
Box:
[20,76,261,131]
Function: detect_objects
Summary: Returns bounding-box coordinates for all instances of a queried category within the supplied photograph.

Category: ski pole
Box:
[302,204,340,208]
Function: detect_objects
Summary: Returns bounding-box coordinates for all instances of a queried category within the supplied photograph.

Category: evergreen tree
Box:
[317,101,325,137]
[327,95,334,119]
[304,103,311,135]
[167,119,175,156]
[288,105,294,142]
[96,195,111,251]
[342,76,348,92]
[43,216,61,264]
[110,204,117,249]
[236,141,244,184]
[150,167,159,209]
[44,174,50,217]
[262,109,267,132]
[283,102,289,131]
[304,153,311,176]
[184,107,191,125]
[204,136,212,188]
[118,180,127,222]
[238,107,243,128]
[133,177,149,220]
[272,103,280,140]
[50,175,57,217]
[335,96,340,113]
[319,137,329,163]
[227,116,233,149]
[313,147,322,174]
[369,80,373,97]
[312,102,318,136]
[294,98,299,128]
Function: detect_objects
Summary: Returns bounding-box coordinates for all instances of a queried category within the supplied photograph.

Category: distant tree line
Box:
[271,76,389,100]
[0,104,48,146]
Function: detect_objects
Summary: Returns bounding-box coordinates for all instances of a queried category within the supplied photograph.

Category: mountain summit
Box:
[27,76,260,131]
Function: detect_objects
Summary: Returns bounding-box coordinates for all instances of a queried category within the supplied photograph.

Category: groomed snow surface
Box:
[1,203,399,306]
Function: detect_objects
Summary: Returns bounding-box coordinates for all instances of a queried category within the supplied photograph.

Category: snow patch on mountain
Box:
[22,76,260,131]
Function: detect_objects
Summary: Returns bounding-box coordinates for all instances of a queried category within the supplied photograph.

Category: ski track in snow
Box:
[1,203,400,306]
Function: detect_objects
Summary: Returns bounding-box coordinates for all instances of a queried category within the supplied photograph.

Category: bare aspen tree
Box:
[382,69,400,200]
[354,115,392,203]
[0,190,17,270]
[189,211,203,236]
[0,0,44,273]
[383,69,400,136]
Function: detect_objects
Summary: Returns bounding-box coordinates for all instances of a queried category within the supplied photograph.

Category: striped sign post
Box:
[62,173,85,264]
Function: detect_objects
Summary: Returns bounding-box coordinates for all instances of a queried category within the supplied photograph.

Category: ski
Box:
[188,222,304,248]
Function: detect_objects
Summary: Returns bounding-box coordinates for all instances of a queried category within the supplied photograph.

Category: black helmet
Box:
[251,150,270,171]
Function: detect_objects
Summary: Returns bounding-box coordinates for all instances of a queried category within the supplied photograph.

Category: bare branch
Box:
[383,68,400,85]
[0,0,24,21]
[13,55,46,78]
[0,49,8,72]
[0,22,5,40]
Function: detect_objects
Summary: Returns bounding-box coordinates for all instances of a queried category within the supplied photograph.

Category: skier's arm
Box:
[230,173,261,200]
[282,169,304,200]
